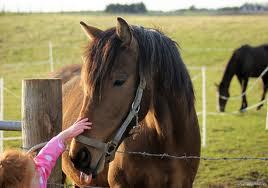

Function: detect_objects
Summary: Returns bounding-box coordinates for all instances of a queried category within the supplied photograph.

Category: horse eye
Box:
[113,80,125,87]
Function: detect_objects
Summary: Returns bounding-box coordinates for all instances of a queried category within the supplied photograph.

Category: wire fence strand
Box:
[3,87,20,99]
[115,150,268,161]
[47,183,108,188]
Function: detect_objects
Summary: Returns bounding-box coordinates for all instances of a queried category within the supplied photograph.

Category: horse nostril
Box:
[73,147,91,169]
[80,148,91,167]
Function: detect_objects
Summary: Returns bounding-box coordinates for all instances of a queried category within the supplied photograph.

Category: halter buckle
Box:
[105,141,117,162]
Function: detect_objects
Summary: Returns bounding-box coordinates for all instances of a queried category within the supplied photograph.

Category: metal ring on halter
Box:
[132,103,140,114]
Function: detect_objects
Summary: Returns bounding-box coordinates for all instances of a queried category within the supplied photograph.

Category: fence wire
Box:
[115,150,268,161]
[22,143,268,162]
[47,183,108,188]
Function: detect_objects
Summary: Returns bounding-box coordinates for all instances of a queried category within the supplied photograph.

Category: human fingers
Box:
[67,125,91,136]
[75,125,92,133]
[74,123,92,129]
[76,122,92,127]
[67,126,92,139]
[83,126,92,130]
[69,122,91,131]
[76,118,89,124]
[79,125,92,132]
[73,118,88,125]
[74,117,83,124]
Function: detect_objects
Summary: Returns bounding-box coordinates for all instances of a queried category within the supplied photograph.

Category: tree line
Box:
[105,3,147,13]
[105,2,267,14]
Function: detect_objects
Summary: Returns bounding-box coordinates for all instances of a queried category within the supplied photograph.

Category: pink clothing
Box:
[34,135,65,188]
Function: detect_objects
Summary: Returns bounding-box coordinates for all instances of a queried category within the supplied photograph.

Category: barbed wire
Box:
[47,183,108,188]
[22,142,268,161]
[115,150,268,161]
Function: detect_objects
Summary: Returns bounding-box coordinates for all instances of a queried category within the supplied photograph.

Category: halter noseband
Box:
[75,75,146,173]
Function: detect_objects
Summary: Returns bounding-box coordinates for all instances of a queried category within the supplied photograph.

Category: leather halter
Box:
[75,75,146,172]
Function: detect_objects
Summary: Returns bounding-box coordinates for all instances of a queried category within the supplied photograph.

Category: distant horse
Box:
[59,17,200,187]
[49,64,81,84]
[217,44,268,112]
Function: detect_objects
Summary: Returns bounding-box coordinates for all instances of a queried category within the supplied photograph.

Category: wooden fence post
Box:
[22,79,62,187]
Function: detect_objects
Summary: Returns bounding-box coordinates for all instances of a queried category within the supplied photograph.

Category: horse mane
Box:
[82,26,195,114]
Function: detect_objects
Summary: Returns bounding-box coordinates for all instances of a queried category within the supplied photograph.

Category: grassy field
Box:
[0,14,268,187]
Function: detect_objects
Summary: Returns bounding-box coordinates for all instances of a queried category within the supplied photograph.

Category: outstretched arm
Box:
[34,118,92,183]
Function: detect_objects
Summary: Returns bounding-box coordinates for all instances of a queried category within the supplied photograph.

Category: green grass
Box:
[0,14,268,187]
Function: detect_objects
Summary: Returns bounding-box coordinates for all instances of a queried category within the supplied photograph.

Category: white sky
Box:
[1,0,268,12]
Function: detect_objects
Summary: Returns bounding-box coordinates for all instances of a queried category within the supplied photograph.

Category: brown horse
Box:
[49,64,81,84]
[59,17,201,187]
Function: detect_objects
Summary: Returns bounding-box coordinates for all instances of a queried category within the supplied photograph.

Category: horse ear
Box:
[116,17,132,47]
[80,21,103,40]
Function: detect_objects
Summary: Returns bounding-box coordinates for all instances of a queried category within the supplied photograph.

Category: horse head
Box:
[217,82,229,112]
[68,17,150,177]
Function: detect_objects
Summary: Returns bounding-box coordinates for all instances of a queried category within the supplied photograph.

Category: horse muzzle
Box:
[69,145,106,178]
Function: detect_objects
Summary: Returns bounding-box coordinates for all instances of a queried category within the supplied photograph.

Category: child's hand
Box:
[58,118,92,141]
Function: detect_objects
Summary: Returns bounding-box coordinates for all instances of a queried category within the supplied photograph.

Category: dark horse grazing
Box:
[217,44,268,112]
[58,17,200,187]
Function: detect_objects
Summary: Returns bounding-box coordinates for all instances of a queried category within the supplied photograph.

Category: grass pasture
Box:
[0,14,268,187]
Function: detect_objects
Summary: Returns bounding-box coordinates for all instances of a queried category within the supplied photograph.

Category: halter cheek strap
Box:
[75,76,146,173]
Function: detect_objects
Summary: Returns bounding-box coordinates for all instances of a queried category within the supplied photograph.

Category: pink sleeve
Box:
[34,135,65,184]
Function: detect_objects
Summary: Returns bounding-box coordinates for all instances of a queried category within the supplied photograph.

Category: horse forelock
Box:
[82,28,121,98]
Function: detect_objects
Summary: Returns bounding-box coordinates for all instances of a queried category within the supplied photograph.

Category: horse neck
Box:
[220,53,237,89]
